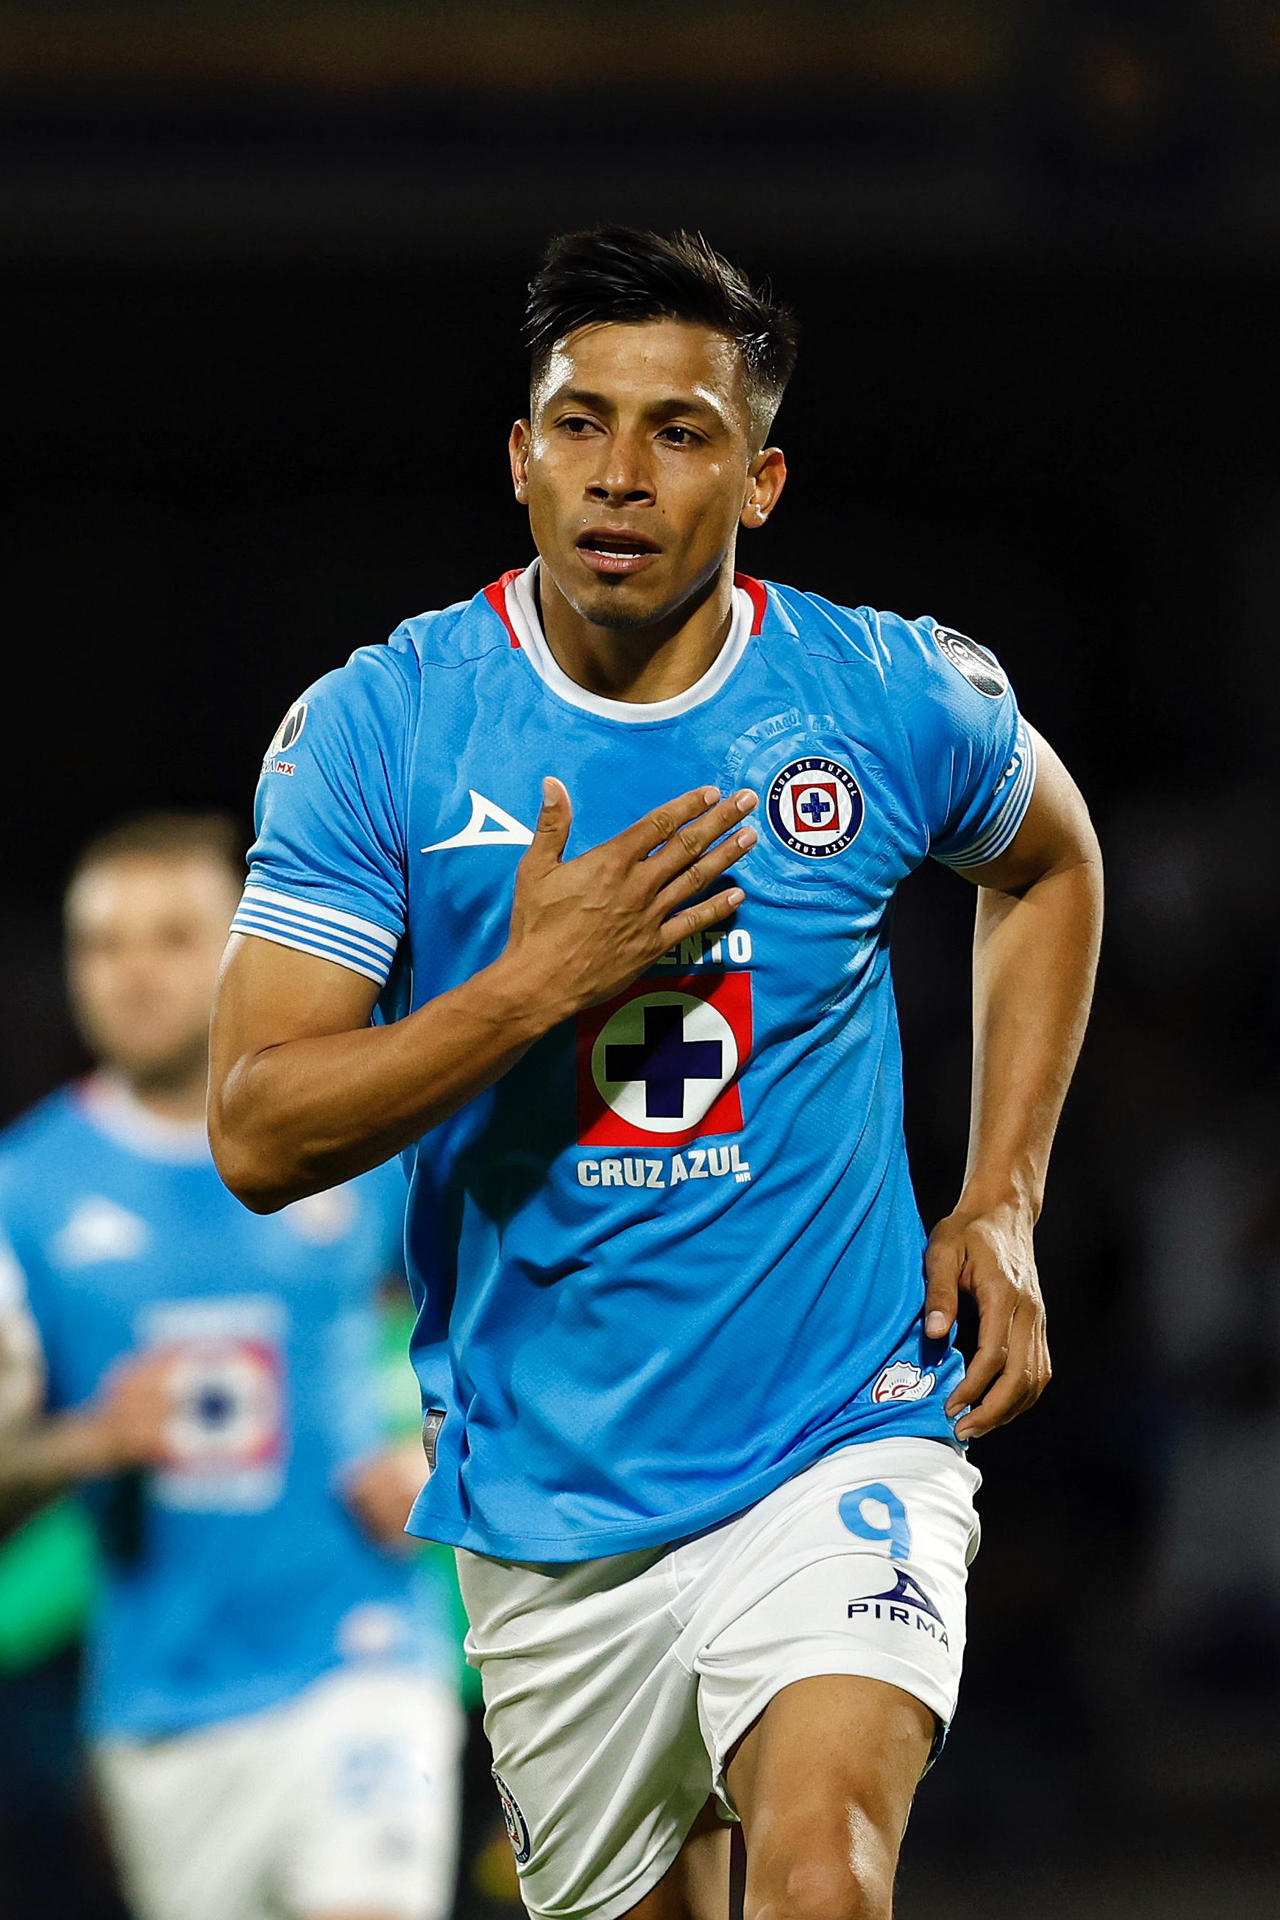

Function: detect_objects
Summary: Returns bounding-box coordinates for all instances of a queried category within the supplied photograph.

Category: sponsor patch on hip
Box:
[871,1361,936,1404]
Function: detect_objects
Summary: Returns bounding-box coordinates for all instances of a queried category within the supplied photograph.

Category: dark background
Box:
[4,4,1280,1917]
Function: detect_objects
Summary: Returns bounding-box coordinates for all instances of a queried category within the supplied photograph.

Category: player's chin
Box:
[571,571,673,632]
[111,1031,207,1083]
[571,560,690,625]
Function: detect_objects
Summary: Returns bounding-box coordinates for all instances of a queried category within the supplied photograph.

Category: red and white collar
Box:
[486,560,766,724]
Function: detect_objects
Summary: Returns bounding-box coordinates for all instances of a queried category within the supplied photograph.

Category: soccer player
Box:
[209,229,1104,1920]
[0,814,464,1920]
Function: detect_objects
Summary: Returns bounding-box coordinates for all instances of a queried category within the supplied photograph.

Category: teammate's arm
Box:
[210,779,757,1212]
[0,1325,174,1535]
[922,725,1103,1440]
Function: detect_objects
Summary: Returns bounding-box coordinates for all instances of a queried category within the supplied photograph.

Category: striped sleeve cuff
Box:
[230,884,401,986]
[937,721,1037,871]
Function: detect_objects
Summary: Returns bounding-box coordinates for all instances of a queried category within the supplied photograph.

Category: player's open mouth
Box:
[575,530,661,577]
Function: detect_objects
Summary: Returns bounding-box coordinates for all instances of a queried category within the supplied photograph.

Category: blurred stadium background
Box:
[3,3,1279,1916]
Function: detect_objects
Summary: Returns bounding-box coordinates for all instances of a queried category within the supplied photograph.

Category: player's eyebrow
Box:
[551,386,730,430]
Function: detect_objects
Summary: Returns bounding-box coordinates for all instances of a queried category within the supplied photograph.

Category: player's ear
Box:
[509,420,532,504]
[740,447,787,531]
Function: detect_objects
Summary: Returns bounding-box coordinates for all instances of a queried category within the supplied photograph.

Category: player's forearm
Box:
[212,956,556,1211]
[0,1412,111,1533]
[961,847,1103,1219]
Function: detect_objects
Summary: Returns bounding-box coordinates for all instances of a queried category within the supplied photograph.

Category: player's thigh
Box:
[726,1675,932,1920]
[617,1798,730,1920]
[281,1666,465,1920]
[94,1722,279,1920]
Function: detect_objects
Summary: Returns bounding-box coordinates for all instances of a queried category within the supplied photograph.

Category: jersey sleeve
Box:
[880,613,1037,869]
[230,637,415,987]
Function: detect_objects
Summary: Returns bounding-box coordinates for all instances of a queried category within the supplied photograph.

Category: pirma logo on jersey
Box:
[576,972,752,1149]
[492,1770,531,1866]
[766,756,864,858]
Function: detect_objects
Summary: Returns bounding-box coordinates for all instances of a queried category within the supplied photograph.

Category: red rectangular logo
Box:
[791,781,840,834]
[576,971,752,1149]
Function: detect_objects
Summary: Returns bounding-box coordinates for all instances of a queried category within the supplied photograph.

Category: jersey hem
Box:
[407,1406,962,1562]
[86,1656,345,1742]
[86,1648,448,1743]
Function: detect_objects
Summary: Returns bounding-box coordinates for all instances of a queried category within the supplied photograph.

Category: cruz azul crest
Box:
[765,755,864,859]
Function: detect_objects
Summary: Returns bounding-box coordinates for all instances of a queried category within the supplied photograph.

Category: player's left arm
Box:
[923,725,1103,1440]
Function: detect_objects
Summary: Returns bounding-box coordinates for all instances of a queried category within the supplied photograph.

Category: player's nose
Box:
[585,432,655,507]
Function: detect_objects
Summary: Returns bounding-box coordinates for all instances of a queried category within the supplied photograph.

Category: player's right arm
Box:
[211,772,757,1212]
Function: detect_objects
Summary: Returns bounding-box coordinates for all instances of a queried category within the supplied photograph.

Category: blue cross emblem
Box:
[605,1003,722,1119]
[798,788,834,825]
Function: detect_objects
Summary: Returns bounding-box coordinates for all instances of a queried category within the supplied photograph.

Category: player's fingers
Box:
[658,884,746,948]
[642,790,759,887]
[922,1230,963,1341]
[522,776,573,871]
[652,823,757,913]
[617,786,726,860]
[1038,1324,1053,1394]
[944,1295,1015,1421]
[954,1303,1045,1440]
[109,1350,172,1398]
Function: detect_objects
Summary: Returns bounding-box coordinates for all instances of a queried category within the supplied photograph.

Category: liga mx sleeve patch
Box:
[576,972,753,1150]
[930,626,1009,699]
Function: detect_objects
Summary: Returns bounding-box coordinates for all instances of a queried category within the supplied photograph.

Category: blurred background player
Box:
[0,813,464,1920]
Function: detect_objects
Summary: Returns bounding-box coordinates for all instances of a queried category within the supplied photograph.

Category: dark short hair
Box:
[526,226,798,446]
[67,811,246,895]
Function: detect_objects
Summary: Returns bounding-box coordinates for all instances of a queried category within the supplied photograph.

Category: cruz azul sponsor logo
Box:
[576,972,752,1150]
[577,1144,751,1190]
[765,755,864,858]
[871,1361,936,1404]
[847,1569,949,1650]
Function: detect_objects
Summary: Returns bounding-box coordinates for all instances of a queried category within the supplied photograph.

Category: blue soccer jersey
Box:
[231,565,1036,1562]
[0,1077,455,1738]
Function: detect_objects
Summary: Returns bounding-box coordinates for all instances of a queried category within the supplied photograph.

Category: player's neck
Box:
[112,1062,210,1126]
[536,564,735,704]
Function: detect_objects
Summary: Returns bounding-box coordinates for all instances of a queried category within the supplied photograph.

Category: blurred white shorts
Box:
[458,1436,981,1920]
[94,1663,464,1920]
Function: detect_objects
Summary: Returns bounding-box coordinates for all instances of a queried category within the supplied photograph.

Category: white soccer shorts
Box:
[459,1436,981,1920]
[94,1664,464,1920]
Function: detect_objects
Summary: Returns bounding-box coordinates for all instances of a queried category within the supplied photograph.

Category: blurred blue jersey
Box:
[232,565,1036,1561]
[0,1079,454,1738]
